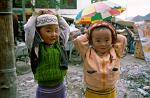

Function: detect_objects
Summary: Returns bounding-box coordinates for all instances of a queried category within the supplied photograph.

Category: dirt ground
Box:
[17,54,150,98]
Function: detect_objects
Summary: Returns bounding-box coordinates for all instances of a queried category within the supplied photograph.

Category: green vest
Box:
[35,43,66,86]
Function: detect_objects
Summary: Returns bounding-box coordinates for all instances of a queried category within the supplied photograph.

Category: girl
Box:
[24,10,69,98]
[72,21,127,98]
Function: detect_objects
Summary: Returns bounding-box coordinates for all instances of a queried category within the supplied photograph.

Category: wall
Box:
[58,0,91,19]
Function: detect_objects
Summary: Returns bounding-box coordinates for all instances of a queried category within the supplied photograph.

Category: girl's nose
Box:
[100,42,106,46]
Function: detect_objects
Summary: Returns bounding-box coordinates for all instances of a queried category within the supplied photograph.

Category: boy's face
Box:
[39,24,59,44]
[91,29,112,54]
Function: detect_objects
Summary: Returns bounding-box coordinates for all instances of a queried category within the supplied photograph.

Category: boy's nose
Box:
[51,32,57,36]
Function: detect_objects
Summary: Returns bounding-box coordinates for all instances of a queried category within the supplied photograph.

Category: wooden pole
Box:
[0,0,17,98]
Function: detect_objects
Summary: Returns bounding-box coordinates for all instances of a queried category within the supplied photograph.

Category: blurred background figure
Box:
[13,13,20,45]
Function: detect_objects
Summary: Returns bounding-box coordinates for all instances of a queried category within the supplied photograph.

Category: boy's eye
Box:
[47,30,51,32]
[55,29,59,33]
[46,29,59,34]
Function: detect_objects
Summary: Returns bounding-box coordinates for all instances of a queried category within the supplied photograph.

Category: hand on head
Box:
[37,9,56,16]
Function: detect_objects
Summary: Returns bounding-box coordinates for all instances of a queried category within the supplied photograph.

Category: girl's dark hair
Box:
[89,26,117,45]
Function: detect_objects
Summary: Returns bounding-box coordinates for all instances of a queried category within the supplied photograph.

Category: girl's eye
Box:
[96,40,101,42]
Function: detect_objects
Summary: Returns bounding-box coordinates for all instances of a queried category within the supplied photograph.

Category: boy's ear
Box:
[34,45,39,58]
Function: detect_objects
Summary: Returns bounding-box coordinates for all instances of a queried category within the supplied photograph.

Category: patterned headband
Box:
[36,14,58,27]
[88,20,116,35]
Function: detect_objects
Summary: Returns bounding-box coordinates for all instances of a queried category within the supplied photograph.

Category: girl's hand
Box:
[113,34,127,58]
[70,31,81,40]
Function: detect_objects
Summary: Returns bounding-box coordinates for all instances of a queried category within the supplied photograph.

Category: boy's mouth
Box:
[51,37,57,41]
[50,37,58,43]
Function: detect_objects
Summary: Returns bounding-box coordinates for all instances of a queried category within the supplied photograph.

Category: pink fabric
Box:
[94,2,110,12]
[109,9,120,16]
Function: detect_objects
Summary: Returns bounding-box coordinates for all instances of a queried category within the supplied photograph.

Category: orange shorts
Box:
[85,88,116,98]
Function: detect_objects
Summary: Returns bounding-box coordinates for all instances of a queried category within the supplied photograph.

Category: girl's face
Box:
[39,24,59,44]
[91,29,112,54]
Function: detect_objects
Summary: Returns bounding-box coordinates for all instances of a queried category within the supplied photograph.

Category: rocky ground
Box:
[16,54,150,98]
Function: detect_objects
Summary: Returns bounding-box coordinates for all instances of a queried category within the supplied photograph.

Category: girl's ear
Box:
[88,30,93,45]
[89,37,92,45]
[112,30,117,44]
